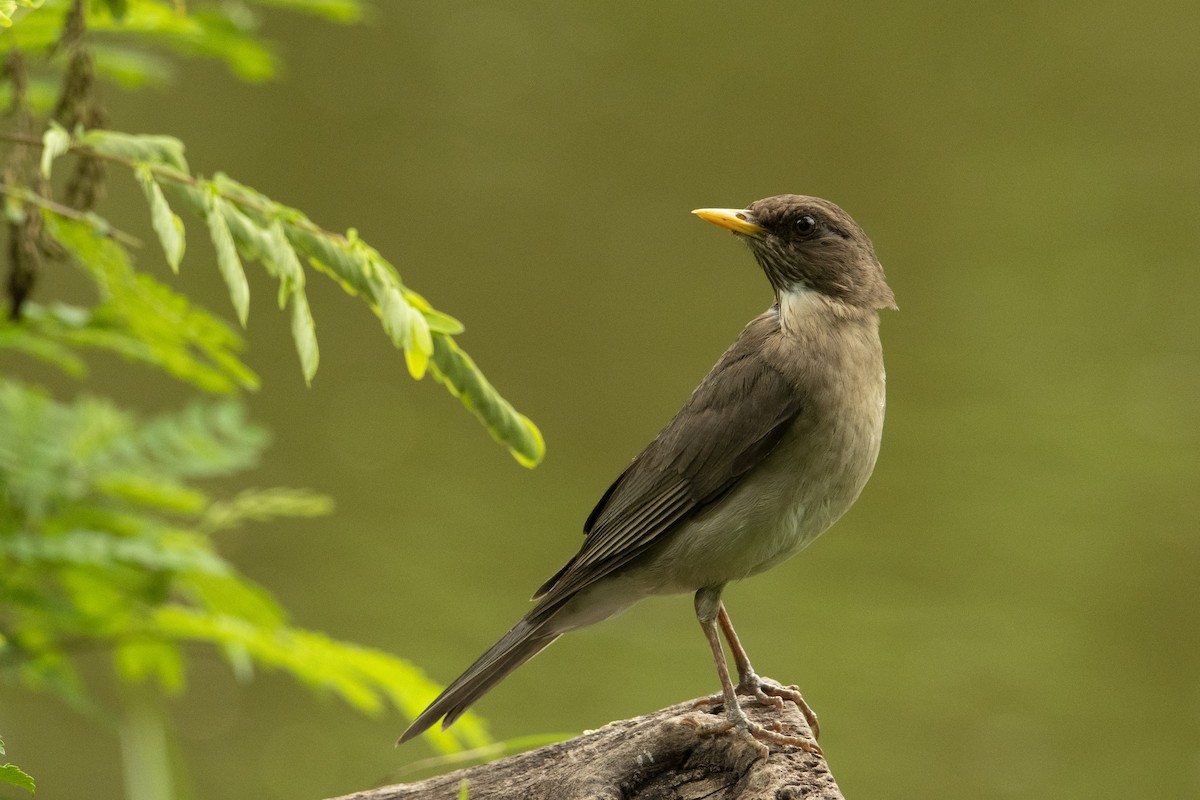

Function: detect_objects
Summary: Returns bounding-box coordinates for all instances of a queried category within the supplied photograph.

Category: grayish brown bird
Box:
[398,194,895,752]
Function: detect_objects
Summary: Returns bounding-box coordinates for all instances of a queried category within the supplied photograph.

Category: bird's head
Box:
[693,195,896,311]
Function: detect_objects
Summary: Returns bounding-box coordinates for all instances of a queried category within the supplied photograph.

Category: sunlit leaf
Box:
[42,214,259,393]
[261,221,305,294]
[0,526,230,575]
[0,317,88,376]
[205,192,251,326]
[0,764,35,795]
[152,606,492,753]
[420,307,465,335]
[405,309,432,380]
[80,129,188,172]
[289,289,318,384]
[378,286,411,349]
[135,167,185,272]
[429,338,545,468]
[199,487,333,533]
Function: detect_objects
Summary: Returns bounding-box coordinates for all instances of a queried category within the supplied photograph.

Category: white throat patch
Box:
[778,285,824,334]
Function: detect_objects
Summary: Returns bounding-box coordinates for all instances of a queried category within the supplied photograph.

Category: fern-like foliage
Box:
[0,378,491,754]
[0,1,544,786]
[3,70,544,464]
[7,124,546,466]
[0,1,530,788]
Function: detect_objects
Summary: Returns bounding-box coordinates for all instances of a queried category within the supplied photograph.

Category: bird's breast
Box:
[645,323,886,592]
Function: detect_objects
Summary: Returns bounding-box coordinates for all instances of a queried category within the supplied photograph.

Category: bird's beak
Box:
[692,208,766,238]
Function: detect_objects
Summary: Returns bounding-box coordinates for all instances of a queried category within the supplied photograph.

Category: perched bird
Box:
[398,194,895,752]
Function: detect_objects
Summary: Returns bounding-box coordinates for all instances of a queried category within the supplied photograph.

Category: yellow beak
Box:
[691,207,766,238]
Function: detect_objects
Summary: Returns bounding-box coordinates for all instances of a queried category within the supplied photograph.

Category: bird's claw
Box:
[691,692,726,710]
[682,708,822,758]
[742,720,822,756]
[737,674,820,740]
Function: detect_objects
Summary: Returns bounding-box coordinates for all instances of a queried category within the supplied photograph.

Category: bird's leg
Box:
[718,603,821,740]
[687,587,820,756]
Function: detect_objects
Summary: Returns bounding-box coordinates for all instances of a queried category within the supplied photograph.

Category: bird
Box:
[398,194,896,753]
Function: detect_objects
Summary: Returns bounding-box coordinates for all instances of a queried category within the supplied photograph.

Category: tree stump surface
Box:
[333,688,844,800]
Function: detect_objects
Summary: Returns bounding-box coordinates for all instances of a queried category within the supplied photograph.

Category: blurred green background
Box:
[5,1,1199,798]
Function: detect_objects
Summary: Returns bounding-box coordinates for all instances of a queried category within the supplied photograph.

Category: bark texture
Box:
[335,689,844,800]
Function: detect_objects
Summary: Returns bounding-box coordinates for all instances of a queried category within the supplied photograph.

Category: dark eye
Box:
[794,214,817,235]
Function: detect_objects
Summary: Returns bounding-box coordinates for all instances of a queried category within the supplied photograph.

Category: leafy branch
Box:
[1,1,539,793]
[0,378,492,756]
[4,126,545,467]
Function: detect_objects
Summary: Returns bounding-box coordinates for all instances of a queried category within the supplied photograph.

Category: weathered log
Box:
[335,687,843,800]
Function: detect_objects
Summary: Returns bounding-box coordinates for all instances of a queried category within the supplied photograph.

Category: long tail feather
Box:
[397,617,560,744]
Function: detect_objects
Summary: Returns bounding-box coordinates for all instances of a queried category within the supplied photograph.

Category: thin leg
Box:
[700,601,744,722]
[691,587,820,756]
[716,604,757,682]
[718,603,821,740]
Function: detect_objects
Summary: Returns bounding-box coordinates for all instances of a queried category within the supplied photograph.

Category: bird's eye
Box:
[795,215,818,235]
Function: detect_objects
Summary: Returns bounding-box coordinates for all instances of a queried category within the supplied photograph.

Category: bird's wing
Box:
[530,309,801,613]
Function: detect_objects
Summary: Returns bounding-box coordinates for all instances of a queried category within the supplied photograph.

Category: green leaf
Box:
[0,529,231,576]
[285,225,374,298]
[135,167,186,272]
[93,472,208,513]
[421,308,465,335]
[42,214,259,393]
[80,129,188,172]
[153,606,492,753]
[0,316,88,376]
[405,310,432,380]
[378,286,411,349]
[130,399,270,479]
[0,763,36,795]
[200,487,333,533]
[429,337,545,468]
[261,221,305,296]
[204,191,251,327]
[216,195,267,262]
[177,572,286,628]
[0,379,269,530]
[289,289,319,384]
[40,121,71,178]
[404,290,464,335]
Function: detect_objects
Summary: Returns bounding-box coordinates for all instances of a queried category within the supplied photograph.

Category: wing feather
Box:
[531,308,802,615]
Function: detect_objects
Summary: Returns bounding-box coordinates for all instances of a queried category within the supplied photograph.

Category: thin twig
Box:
[0,129,352,247]
[0,180,141,246]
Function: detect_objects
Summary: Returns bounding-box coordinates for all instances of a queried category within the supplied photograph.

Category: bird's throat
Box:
[776,286,827,335]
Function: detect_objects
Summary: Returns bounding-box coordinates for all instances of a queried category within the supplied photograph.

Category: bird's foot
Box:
[683,701,822,758]
[736,672,820,740]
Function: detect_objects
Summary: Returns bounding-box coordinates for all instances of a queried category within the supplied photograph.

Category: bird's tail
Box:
[397,616,560,744]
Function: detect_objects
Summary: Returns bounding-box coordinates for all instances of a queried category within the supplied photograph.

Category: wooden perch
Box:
[334,686,844,800]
